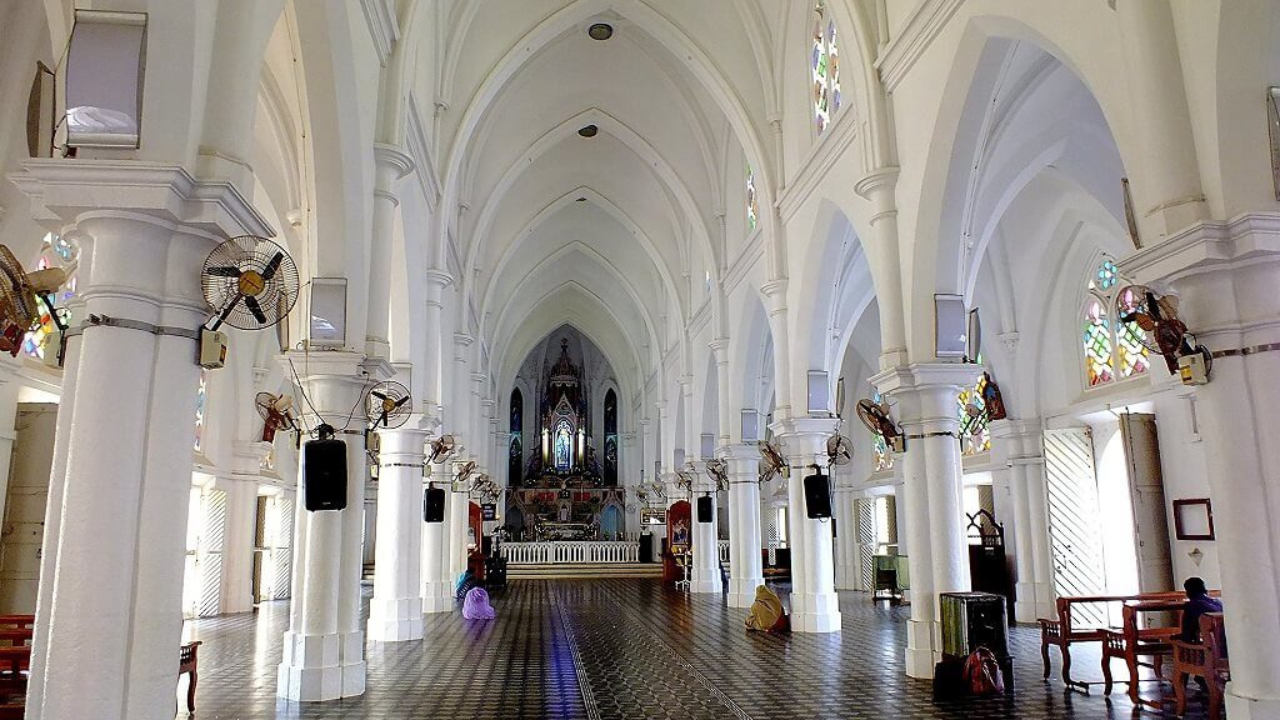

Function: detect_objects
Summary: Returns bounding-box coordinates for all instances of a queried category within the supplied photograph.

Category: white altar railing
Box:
[503,541,639,565]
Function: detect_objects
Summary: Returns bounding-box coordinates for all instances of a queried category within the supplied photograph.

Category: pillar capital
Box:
[770,416,839,466]
[372,143,415,182]
[853,166,900,203]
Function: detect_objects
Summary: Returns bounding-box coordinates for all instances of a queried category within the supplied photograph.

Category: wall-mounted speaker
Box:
[696,495,713,523]
[803,471,832,519]
[935,294,967,359]
[304,439,347,511]
[424,486,446,523]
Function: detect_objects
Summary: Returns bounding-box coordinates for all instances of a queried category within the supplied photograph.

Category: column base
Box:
[422,581,454,613]
[1226,686,1280,720]
[790,591,842,633]
[727,575,764,608]
[367,597,424,642]
[689,579,720,594]
[905,619,938,679]
[339,630,366,698]
[277,632,342,701]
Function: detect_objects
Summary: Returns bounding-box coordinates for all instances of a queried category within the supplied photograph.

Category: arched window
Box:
[1081,258,1149,387]
[811,0,842,136]
[871,391,893,472]
[746,164,759,232]
[509,389,523,486]
[22,232,78,361]
[603,389,618,486]
[957,365,992,456]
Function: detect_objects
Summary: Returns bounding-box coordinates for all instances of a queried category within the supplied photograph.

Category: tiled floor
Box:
[181,579,1216,719]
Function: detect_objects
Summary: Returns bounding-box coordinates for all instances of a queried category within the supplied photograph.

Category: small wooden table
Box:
[1101,598,1183,710]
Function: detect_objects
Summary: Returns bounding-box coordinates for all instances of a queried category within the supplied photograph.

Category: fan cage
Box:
[201,236,299,331]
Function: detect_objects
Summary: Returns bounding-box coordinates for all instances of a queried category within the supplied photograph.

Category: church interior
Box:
[0,1,1277,718]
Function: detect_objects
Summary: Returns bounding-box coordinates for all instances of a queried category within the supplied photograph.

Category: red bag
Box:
[962,647,1005,696]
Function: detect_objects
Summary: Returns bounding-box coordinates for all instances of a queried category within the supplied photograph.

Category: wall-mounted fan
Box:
[826,434,854,466]
[857,398,905,453]
[0,244,67,359]
[470,473,500,502]
[428,434,457,464]
[201,235,298,332]
[705,458,728,491]
[255,392,296,443]
[1116,285,1211,383]
[365,381,411,430]
[676,465,696,492]
[454,460,477,486]
[758,439,787,484]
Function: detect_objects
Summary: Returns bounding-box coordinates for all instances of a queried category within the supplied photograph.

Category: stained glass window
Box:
[871,391,893,472]
[957,368,992,456]
[1083,299,1114,386]
[1081,258,1148,387]
[746,165,759,232]
[811,0,842,136]
[194,370,208,453]
[22,233,78,361]
[554,418,572,472]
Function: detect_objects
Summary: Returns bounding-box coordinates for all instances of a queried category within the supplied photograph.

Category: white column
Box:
[421,451,455,613]
[217,473,261,614]
[833,482,860,591]
[367,424,427,642]
[1122,223,1280,719]
[10,163,269,720]
[873,364,976,678]
[366,144,414,360]
[277,351,383,701]
[450,459,472,581]
[774,417,842,633]
[689,462,720,594]
[992,419,1055,623]
[722,445,763,608]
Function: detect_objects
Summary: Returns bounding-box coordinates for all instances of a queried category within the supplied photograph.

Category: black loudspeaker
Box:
[424,486,446,523]
[803,471,832,519]
[304,439,347,511]
[696,495,713,523]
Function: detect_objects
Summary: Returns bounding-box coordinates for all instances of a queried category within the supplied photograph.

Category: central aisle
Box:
[181,579,1197,719]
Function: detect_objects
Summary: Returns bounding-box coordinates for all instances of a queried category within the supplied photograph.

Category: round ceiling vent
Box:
[578,124,599,138]
[588,22,613,41]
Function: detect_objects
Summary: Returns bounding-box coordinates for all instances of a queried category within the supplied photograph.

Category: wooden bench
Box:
[1101,597,1184,709]
[1171,612,1229,720]
[179,641,202,714]
[1038,592,1184,691]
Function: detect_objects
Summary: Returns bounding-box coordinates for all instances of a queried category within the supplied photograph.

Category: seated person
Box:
[462,587,496,621]
[456,568,480,601]
[745,584,789,634]
[1179,576,1223,644]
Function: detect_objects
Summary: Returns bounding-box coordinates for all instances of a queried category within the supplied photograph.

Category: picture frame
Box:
[1172,498,1215,541]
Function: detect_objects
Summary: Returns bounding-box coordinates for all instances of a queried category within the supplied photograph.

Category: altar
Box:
[504,487,627,541]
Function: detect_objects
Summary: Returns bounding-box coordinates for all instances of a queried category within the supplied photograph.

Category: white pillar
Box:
[10,163,268,720]
[774,417,842,633]
[833,480,860,591]
[1122,223,1280,719]
[367,424,427,642]
[450,459,472,580]
[722,445,764,608]
[992,419,1055,623]
[217,474,261,614]
[365,144,414,360]
[277,351,384,701]
[421,451,455,613]
[689,462,720,594]
[873,364,977,678]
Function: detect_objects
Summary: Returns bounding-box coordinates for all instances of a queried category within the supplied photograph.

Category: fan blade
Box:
[379,410,389,427]
[244,295,268,324]
[260,252,285,281]
[210,293,242,331]
[371,391,389,401]
[394,395,410,408]
[207,265,242,277]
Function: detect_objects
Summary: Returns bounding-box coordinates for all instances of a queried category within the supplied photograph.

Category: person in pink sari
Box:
[462,586,496,620]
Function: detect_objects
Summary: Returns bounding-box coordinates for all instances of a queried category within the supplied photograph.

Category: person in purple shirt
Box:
[1179,576,1223,644]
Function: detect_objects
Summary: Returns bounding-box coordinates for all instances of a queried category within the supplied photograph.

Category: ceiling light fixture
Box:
[588,23,613,41]
[578,124,598,138]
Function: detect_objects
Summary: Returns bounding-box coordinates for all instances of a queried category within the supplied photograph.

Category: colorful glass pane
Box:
[1095,259,1118,290]
[21,233,77,361]
[194,370,208,453]
[746,165,759,231]
[1117,318,1150,378]
[1083,299,1114,386]
[811,0,841,135]
[957,371,992,456]
[871,391,893,471]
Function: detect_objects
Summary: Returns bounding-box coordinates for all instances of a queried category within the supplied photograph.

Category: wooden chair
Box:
[1039,592,1186,691]
[1171,613,1229,720]
[179,641,202,714]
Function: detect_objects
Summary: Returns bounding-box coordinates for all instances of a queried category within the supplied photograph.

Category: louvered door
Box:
[1043,427,1108,626]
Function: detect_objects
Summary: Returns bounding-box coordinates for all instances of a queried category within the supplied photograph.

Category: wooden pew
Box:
[1100,597,1183,709]
[1038,592,1184,691]
[1171,612,1229,720]
[179,641,202,714]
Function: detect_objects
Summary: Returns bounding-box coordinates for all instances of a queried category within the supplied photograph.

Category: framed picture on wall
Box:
[1172,498,1215,541]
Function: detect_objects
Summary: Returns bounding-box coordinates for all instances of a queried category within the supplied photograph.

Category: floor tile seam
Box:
[591,580,756,720]
[550,584,604,720]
